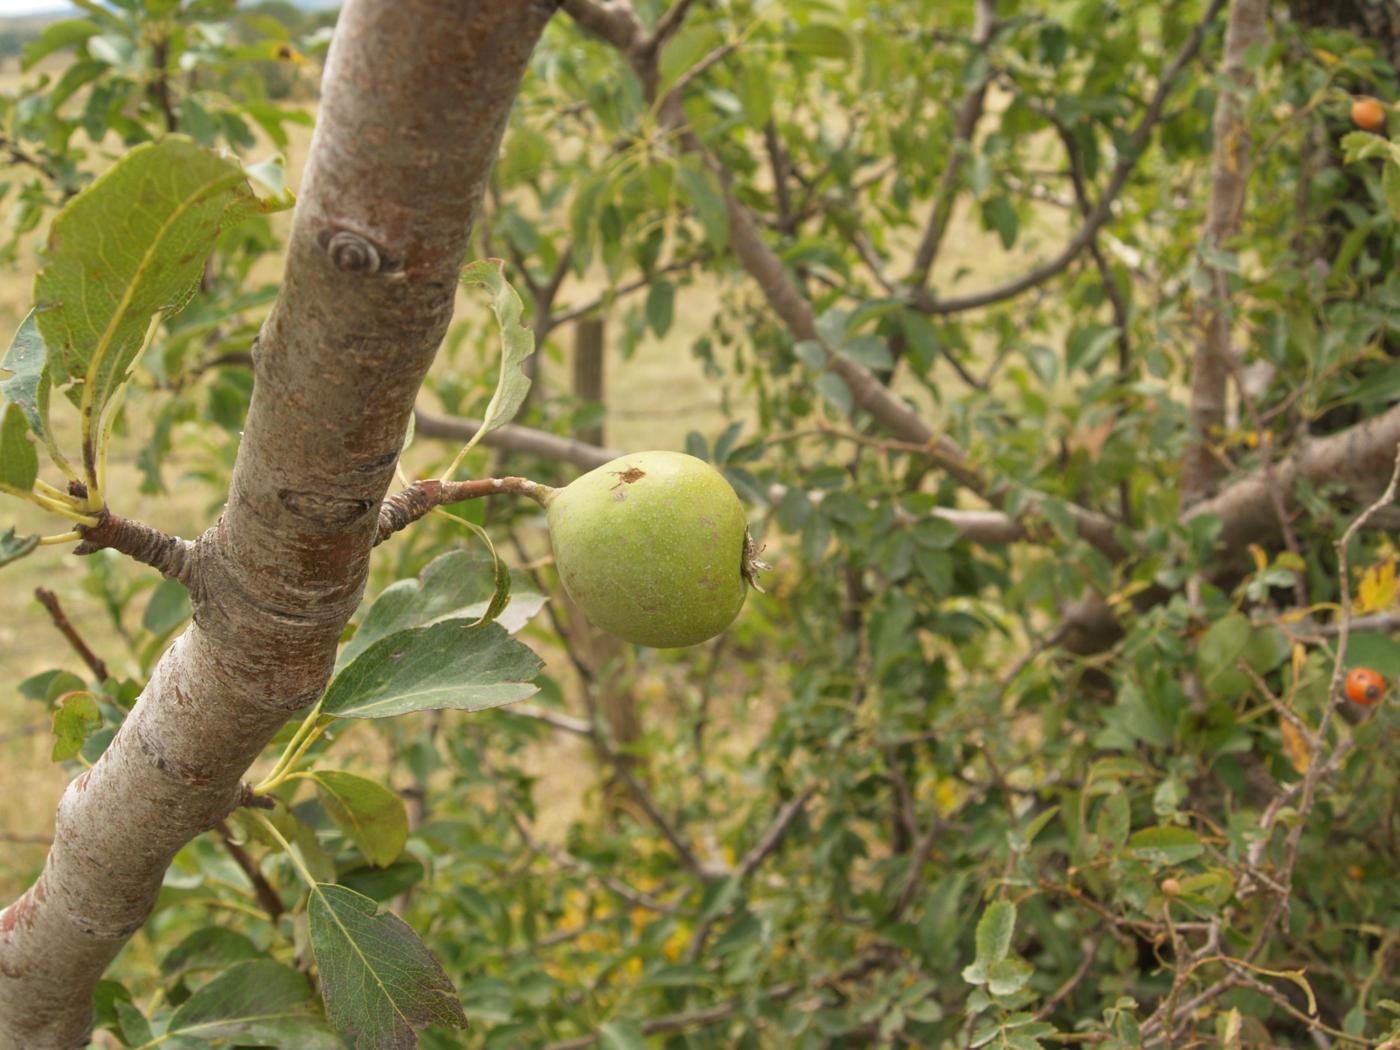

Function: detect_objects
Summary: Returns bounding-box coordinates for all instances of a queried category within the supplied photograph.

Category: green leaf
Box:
[338,549,546,670]
[788,23,853,59]
[163,960,339,1049]
[449,259,536,461]
[974,900,1016,965]
[33,137,281,460]
[51,691,100,762]
[646,278,675,337]
[1,311,54,445]
[736,63,774,127]
[236,808,337,885]
[1384,159,1400,224]
[308,882,467,1047]
[115,1000,153,1046]
[981,195,1019,250]
[814,371,852,414]
[1128,825,1203,866]
[161,927,262,980]
[0,526,39,568]
[963,900,1016,984]
[1196,612,1250,698]
[309,770,409,868]
[986,957,1035,997]
[677,164,729,249]
[21,17,102,70]
[141,577,191,639]
[599,1019,648,1050]
[657,22,725,98]
[0,403,38,492]
[323,620,542,720]
[340,859,425,902]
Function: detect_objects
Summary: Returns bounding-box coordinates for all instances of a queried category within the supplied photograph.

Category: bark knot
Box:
[320,227,395,275]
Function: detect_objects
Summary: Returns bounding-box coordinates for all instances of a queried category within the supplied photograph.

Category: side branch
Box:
[911,0,1227,316]
[74,512,198,587]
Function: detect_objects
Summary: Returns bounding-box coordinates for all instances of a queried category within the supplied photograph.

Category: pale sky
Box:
[0,2,78,14]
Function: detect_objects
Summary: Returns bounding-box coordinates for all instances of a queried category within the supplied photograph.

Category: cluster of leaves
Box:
[3,0,1400,1048]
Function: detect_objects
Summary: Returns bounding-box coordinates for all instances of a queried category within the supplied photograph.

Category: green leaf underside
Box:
[163,959,339,1049]
[0,527,39,567]
[310,770,409,868]
[308,883,467,1049]
[33,137,281,445]
[0,311,52,442]
[0,403,38,491]
[455,258,535,456]
[323,619,542,720]
[337,549,545,670]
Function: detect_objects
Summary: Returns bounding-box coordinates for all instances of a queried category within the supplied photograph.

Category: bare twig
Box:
[907,0,998,289]
[214,821,284,922]
[34,588,110,683]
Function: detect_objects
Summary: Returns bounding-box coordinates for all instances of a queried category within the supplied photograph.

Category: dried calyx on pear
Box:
[536,451,764,648]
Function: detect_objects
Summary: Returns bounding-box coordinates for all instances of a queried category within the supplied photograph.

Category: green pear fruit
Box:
[542,451,756,648]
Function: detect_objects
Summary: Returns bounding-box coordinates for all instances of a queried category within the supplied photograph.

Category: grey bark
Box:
[1181,0,1272,506]
[0,2,554,1046]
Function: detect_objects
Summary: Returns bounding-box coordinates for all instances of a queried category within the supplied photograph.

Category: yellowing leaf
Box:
[1280,719,1311,775]
[1356,557,1397,614]
[1248,544,1269,574]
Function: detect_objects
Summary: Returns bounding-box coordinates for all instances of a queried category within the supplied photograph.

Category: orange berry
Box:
[1352,97,1386,131]
[1160,877,1182,896]
[1344,667,1386,706]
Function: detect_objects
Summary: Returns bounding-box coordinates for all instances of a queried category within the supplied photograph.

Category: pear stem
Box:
[375,476,554,545]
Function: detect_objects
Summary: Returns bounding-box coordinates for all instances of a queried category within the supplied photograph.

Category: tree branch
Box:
[1185,400,1400,554]
[0,3,554,1043]
[910,0,1227,315]
[1181,0,1270,506]
[72,512,199,588]
[414,408,619,470]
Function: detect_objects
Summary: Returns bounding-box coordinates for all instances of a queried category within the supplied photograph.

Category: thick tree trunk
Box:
[1181,0,1271,506]
[0,2,554,1046]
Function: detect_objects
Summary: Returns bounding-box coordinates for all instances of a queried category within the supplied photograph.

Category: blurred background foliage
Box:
[1,0,1399,1046]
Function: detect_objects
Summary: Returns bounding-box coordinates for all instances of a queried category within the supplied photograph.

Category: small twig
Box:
[646,0,701,54]
[499,703,594,736]
[1033,934,1104,1022]
[214,821,284,922]
[735,787,815,881]
[546,252,709,334]
[34,588,109,682]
